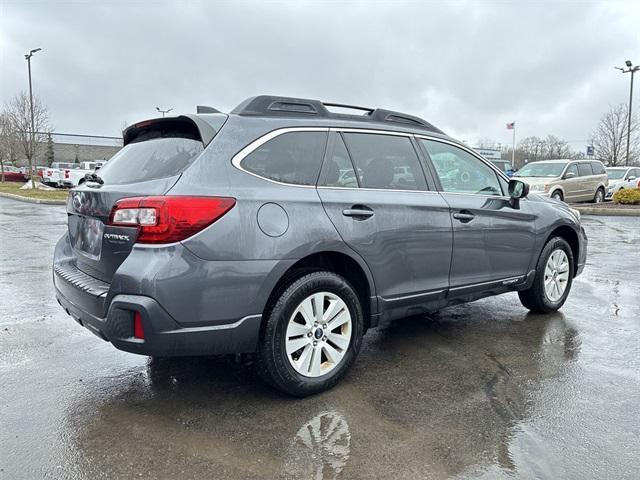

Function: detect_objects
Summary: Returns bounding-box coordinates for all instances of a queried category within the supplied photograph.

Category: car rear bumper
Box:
[54,259,262,357]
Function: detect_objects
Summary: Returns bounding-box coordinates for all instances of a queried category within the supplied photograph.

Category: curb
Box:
[0,192,66,205]
[572,206,640,216]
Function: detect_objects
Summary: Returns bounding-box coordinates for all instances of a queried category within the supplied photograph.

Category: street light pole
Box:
[615,60,639,166]
[155,106,173,117]
[25,48,42,188]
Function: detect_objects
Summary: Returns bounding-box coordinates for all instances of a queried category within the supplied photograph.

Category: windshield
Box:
[97,137,204,185]
[515,162,567,178]
[606,168,626,180]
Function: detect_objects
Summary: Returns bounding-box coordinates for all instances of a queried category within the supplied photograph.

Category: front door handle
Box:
[452,211,475,223]
[343,206,374,219]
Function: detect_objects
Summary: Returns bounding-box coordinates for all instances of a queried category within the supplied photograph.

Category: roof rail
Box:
[231,95,443,134]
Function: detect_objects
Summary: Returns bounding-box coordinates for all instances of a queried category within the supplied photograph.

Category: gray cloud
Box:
[1,0,639,151]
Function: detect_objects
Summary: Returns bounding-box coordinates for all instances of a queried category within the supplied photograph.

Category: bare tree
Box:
[5,91,51,188]
[0,109,20,183]
[591,104,639,166]
[515,135,574,166]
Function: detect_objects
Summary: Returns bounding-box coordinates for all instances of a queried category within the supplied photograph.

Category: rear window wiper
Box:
[84,172,104,185]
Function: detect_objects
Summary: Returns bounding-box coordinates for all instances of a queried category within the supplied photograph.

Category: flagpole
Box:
[511,124,516,166]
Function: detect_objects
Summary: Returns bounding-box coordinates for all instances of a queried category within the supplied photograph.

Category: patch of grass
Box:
[613,188,640,205]
[0,181,69,201]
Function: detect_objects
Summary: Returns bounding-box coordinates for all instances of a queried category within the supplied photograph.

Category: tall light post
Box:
[615,60,639,166]
[25,48,41,187]
[155,106,173,117]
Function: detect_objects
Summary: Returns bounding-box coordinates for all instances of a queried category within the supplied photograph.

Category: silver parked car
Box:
[515,159,608,203]
[606,166,640,199]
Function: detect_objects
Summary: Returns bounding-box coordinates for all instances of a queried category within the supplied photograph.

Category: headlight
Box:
[530,184,547,192]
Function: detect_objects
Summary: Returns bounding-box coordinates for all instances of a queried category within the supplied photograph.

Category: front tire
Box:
[518,237,574,313]
[258,271,364,396]
[551,190,563,202]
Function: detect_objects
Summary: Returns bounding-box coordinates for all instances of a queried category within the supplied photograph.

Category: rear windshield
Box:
[96,137,203,185]
[515,162,567,178]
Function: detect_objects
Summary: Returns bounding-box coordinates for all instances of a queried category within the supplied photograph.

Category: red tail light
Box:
[133,312,144,339]
[109,196,236,244]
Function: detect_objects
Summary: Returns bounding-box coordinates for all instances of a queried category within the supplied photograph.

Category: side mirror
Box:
[628,176,637,181]
[564,171,576,179]
[508,179,529,208]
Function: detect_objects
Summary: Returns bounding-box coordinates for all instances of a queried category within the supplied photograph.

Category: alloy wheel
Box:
[285,292,352,378]
[544,249,570,302]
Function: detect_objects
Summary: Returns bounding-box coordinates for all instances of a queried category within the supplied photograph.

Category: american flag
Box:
[506,122,515,130]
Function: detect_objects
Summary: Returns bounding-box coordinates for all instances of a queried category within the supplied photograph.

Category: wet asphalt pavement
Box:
[0,196,639,479]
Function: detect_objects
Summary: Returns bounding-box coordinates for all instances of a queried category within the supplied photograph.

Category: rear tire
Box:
[258,271,364,397]
[518,237,574,313]
[592,187,605,203]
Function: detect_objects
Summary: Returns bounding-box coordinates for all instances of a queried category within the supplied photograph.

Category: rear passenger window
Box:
[342,133,427,190]
[578,163,593,176]
[319,135,358,188]
[240,131,328,185]
[591,162,606,175]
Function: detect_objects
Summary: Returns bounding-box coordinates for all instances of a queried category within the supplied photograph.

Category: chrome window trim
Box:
[232,126,426,189]
[231,127,329,189]
[231,126,515,197]
[317,185,441,195]
[331,127,413,137]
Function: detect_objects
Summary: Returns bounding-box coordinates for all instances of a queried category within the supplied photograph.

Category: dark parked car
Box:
[1,166,27,182]
[53,95,587,396]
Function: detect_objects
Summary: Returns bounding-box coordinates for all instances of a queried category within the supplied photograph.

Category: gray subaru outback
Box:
[53,95,587,396]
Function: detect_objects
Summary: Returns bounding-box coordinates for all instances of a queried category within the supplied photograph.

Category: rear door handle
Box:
[343,206,374,219]
[452,211,475,223]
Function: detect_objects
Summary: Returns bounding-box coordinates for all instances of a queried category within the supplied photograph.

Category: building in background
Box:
[14,132,122,166]
[472,147,502,161]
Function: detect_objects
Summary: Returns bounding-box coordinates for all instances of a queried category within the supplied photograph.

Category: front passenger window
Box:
[421,140,503,196]
[565,164,578,177]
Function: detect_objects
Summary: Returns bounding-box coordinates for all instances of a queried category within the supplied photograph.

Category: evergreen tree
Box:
[46,132,54,166]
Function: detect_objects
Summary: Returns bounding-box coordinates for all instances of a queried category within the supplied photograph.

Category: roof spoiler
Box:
[123,115,219,146]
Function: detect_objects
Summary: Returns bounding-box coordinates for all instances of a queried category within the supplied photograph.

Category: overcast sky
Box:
[1,0,639,151]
